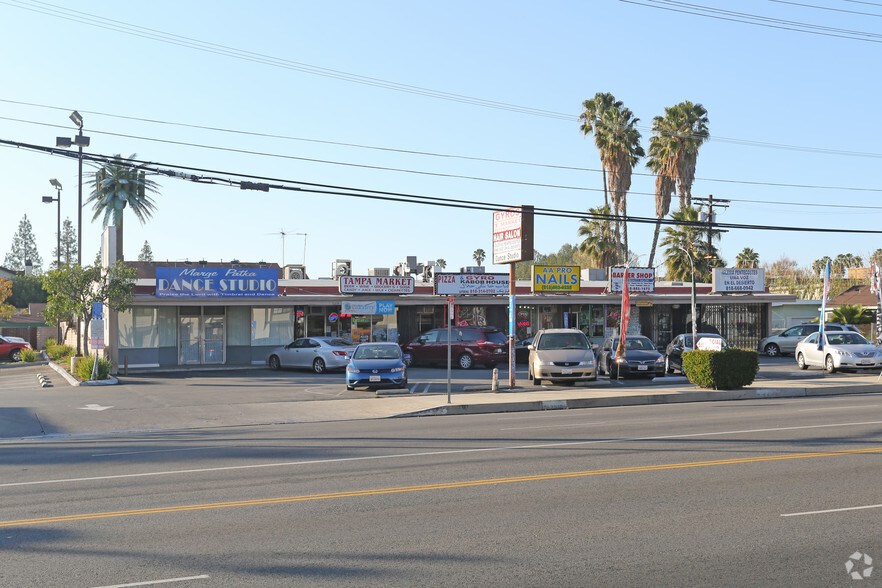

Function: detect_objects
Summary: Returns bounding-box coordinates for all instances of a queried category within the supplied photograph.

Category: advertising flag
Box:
[818,259,831,349]
[616,268,630,359]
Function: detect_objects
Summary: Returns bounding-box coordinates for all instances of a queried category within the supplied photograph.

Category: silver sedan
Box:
[267,337,357,373]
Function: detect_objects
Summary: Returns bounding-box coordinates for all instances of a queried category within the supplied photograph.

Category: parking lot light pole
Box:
[44,179,62,342]
[678,246,698,350]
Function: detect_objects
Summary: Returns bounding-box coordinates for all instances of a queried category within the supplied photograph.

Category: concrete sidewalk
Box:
[2,362,882,440]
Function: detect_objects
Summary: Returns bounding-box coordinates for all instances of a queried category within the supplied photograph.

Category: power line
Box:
[5,136,882,236]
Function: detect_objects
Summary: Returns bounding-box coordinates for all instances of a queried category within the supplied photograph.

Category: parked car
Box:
[402,326,507,369]
[597,335,665,379]
[515,335,534,364]
[346,342,408,390]
[527,328,597,386]
[757,322,859,356]
[266,337,357,373]
[795,330,882,373]
[0,335,31,362]
[664,333,729,374]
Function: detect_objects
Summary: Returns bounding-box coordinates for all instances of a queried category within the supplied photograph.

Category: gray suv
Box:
[757,323,859,356]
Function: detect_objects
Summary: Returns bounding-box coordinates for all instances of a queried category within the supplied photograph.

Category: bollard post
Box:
[492,367,499,392]
[125,355,129,376]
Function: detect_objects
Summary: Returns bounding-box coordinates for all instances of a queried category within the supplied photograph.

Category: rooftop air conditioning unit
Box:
[332,259,352,279]
[461,266,485,274]
[369,267,391,276]
[284,264,307,280]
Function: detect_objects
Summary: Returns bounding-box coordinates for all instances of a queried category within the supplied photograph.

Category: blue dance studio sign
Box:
[156,267,278,298]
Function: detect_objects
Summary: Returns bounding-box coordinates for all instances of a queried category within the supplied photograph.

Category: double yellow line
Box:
[3,446,880,528]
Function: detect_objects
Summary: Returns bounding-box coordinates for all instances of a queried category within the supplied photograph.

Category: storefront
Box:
[112,262,792,370]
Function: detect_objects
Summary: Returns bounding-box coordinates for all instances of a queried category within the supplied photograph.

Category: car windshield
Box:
[826,332,869,346]
[537,332,588,350]
[354,345,400,360]
[485,331,508,344]
[612,337,655,351]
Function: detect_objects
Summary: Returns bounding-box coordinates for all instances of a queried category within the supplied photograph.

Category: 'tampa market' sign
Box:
[435,273,509,295]
[712,268,765,293]
[339,276,414,294]
[492,206,534,264]
[609,267,655,293]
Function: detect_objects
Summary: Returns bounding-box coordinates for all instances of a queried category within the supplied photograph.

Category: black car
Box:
[597,335,665,379]
[664,333,729,374]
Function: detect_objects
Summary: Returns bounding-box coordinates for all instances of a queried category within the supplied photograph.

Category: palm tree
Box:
[87,154,159,262]
[735,247,759,268]
[472,249,486,266]
[579,93,645,262]
[645,101,708,264]
[577,205,617,268]
[660,206,720,282]
[831,304,873,325]
[435,258,447,270]
[812,256,832,277]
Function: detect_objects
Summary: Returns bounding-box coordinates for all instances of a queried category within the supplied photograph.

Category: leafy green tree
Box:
[579,92,645,261]
[42,261,137,356]
[87,154,160,262]
[645,101,709,266]
[735,248,760,269]
[472,248,486,266]
[138,240,154,262]
[50,217,78,270]
[831,304,873,325]
[9,274,48,308]
[577,205,617,268]
[3,214,43,274]
[0,278,14,320]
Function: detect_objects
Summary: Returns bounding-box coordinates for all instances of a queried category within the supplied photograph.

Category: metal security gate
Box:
[701,303,765,350]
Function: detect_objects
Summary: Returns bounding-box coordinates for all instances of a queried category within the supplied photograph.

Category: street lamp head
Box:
[56,137,73,148]
[49,178,62,189]
[42,196,54,203]
[73,134,90,147]
[69,110,83,128]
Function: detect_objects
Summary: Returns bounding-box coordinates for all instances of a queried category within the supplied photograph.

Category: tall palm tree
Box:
[735,247,759,268]
[435,258,447,270]
[473,248,486,266]
[660,206,720,282]
[87,154,159,262]
[577,205,617,268]
[812,256,832,277]
[645,101,709,267]
[579,93,645,263]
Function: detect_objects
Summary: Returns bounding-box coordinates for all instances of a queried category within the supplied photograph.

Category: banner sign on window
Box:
[341,301,396,315]
[156,267,278,298]
[435,273,509,296]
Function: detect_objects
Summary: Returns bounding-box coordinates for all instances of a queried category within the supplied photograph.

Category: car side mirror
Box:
[403,354,412,364]
[527,344,534,350]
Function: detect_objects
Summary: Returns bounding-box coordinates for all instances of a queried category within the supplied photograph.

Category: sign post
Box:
[492,205,534,389]
[447,296,454,403]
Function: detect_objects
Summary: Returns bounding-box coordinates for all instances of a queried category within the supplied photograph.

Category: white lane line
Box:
[782,504,882,517]
[92,446,220,457]
[5,419,882,489]
[798,405,880,412]
[500,422,607,431]
[93,575,209,587]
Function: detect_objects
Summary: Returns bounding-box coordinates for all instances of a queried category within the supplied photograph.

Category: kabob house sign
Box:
[156,267,279,298]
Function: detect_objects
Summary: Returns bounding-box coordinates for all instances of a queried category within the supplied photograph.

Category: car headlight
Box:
[391,366,405,373]
[580,359,595,366]
[540,361,555,366]
[347,366,360,373]
[655,356,665,364]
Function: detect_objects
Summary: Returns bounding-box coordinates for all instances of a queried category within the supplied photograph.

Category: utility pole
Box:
[693,194,729,260]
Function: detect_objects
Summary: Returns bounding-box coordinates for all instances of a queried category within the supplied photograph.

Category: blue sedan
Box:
[345,342,409,391]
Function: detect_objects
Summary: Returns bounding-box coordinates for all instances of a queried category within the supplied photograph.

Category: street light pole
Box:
[44,179,62,343]
[678,246,697,349]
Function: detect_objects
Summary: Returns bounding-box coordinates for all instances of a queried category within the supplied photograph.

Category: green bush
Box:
[44,338,57,349]
[74,354,112,381]
[47,344,74,361]
[682,348,759,390]
[19,348,38,362]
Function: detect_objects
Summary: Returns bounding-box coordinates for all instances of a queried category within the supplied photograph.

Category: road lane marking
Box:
[2,446,880,528]
[782,504,882,517]
[5,420,882,489]
[500,422,607,431]
[92,446,219,457]
[93,575,210,587]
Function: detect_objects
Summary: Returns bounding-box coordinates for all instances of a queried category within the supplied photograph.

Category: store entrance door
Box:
[178,307,226,365]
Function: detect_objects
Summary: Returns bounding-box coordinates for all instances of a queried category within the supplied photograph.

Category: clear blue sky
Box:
[2,1,881,277]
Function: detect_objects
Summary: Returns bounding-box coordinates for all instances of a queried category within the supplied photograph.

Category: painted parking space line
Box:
[92,575,209,587]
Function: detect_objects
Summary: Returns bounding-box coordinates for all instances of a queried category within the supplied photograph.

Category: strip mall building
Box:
[108,261,793,370]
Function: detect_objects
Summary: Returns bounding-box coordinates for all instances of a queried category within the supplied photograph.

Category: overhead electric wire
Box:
[4,136,882,236]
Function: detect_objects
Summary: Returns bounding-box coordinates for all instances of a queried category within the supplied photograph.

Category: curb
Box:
[46,360,119,387]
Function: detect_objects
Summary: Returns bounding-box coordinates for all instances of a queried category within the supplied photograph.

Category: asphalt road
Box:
[2,392,882,586]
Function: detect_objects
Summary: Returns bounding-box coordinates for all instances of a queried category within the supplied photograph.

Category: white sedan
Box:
[795,330,882,373]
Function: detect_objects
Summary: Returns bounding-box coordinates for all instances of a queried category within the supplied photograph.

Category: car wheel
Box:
[268,355,281,370]
[530,369,541,386]
[765,343,781,357]
[825,355,836,373]
[346,385,354,391]
[610,365,619,380]
[457,353,473,370]
[665,356,674,374]
[313,357,326,374]
[10,349,22,362]
[797,353,808,370]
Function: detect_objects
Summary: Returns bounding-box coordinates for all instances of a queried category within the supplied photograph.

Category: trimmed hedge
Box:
[682,348,759,390]
[74,355,113,381]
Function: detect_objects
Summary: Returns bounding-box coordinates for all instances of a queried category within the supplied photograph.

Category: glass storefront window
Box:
[251,307,294,346]
[227,306,251,345]
[119,307,159,348]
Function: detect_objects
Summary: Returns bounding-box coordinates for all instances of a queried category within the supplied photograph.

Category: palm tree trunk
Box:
[622,199,629,263]
[116,218,124,263]
[602,167,609,208]
[648,220,662,268]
